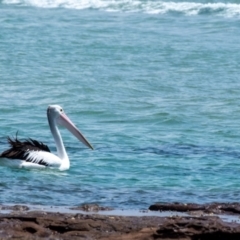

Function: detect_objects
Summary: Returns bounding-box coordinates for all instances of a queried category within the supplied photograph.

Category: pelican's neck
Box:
[48,115,69,165]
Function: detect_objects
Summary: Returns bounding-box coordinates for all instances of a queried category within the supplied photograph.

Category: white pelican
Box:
[0,105,93,170]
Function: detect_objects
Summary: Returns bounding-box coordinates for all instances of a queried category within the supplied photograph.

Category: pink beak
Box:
[57,113,94,150]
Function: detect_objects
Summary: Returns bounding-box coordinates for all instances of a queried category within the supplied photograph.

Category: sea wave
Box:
[2,0,240,16]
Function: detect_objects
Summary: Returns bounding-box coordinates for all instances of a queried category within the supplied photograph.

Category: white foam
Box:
[2,0,240,17]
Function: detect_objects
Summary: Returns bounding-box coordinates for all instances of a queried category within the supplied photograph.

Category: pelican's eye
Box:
[60,108,63,112]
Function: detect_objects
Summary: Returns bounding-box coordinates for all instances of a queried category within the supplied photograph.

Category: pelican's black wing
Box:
[0,136,51,160]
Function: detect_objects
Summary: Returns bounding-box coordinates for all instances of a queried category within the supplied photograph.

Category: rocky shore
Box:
[1,203,240,239]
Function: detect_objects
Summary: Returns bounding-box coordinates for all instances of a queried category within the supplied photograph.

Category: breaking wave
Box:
[2,0,240,16]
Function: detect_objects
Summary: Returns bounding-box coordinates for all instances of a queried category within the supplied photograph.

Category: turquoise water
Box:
[0,0,240,209]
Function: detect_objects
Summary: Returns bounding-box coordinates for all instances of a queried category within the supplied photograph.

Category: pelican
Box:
[0,105,93,171]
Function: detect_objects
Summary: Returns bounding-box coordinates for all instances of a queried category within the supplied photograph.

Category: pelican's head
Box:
[47,105,65,119]
[47,105,93,150]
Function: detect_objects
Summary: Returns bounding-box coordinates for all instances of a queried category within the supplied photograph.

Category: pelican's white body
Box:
[1,151,67,170]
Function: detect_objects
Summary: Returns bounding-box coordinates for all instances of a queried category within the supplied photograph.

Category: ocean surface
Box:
[0,0,240,210]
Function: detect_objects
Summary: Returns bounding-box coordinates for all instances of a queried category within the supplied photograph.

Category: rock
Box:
[70,204,113,212]
[1,203,240,239]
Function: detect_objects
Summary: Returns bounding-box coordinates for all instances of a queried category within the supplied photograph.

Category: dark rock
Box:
[149,202,240,215]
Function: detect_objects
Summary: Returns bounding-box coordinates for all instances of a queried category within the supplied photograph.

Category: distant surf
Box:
[2,0,240,17]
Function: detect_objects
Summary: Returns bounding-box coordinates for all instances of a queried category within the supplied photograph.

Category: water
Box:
[0,0,240,210]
